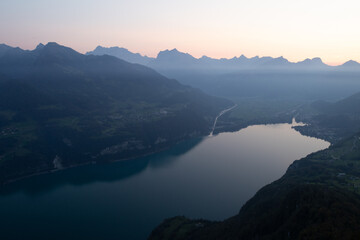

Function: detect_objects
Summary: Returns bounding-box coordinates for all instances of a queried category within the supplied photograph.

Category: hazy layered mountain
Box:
[86,46,154,65]
[146,50,360,101]
[296,57,327,68]
[295,91,360,142]
[0,42,231,184]
[338,60,360,71]
[0,44,15,57]
[87,46,356,73]
[147,49,332,72]
[150,49,198,70]
[90,46,360,102]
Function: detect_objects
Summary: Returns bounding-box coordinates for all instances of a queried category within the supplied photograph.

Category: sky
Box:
[1,0,360,65]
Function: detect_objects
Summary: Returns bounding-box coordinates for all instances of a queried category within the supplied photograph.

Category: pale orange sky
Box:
[1,0,360,66]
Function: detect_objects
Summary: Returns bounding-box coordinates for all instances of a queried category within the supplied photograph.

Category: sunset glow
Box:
[1,0,360,65]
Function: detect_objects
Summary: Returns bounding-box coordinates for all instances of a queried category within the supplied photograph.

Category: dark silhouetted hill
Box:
[0,42,232,184]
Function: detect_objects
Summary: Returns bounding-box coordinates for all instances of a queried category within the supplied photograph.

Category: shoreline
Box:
[1,111,329,187]
[1,105,238,186]
[0,137,200,186]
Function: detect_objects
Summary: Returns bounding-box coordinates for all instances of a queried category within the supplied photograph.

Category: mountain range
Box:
[87,46,360,102]
[86,46,154,65]
[87,46,360,72]
[2,42,360,239]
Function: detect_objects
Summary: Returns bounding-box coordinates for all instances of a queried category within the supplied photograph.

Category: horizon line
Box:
[0,41,352,67]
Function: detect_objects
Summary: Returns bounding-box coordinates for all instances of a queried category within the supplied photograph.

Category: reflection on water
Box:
[0,138,203,196]
[0,122,330,240]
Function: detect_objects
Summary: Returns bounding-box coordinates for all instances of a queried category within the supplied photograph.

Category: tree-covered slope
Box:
[295,91,360,143]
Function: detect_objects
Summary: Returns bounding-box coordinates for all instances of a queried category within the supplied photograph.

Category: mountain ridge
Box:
[86,45,360,71]
[4,43,360,72]
[86,45,154,65]
[5,43,360,69]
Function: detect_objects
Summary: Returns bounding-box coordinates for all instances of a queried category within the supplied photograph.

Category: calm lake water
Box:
[0,121,329,240]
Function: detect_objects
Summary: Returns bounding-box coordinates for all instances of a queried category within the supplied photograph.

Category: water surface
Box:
[0,122,329,240]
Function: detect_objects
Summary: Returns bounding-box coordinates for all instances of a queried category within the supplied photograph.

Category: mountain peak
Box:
[0,43,13,57]
[86,45,154,65]
[0,43,12,51]
[41,42,74,53]
[311,57,323,63]
[151,49,197,69]
[157,48,194,59]
[45,42,61,48]
[157,48,183,56]
[342,60,360,67]
[94,45,105,51]
[0,43,11,48]
[94,46,128,52]
[159,48,177,53]
[297,57,325,67]
[35,43,45,50]
[239,54,247,60]
[34,42,84,65]
[200,55,213,60]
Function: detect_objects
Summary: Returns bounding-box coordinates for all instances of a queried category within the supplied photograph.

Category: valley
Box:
[1,42,360,240]
[0,119,329,240]
[0,43,232,184]
[2,2,360,240]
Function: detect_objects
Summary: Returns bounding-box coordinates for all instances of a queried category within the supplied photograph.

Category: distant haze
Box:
[1,0,360,65]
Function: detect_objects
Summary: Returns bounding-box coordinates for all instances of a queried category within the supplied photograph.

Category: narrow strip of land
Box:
[210,104,237,136]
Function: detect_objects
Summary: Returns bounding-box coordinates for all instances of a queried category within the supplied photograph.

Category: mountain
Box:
[296,57,327,68]
[149,131,360,240]
[0,42,232,184]
[149,49,198,70]
[148,50,360,102]
[86,46,154,65]
[152,49,335,71]
[148,50,328,72]
[294,90,360,143]
[35,43,45,50]
[0,44,14,57]
[87,46,360,73]
[88,46,336,72]
[338,60,360,71]
[87,47,360,102]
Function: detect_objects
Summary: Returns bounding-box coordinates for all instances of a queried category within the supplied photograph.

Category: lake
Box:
[0,121,330,240]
